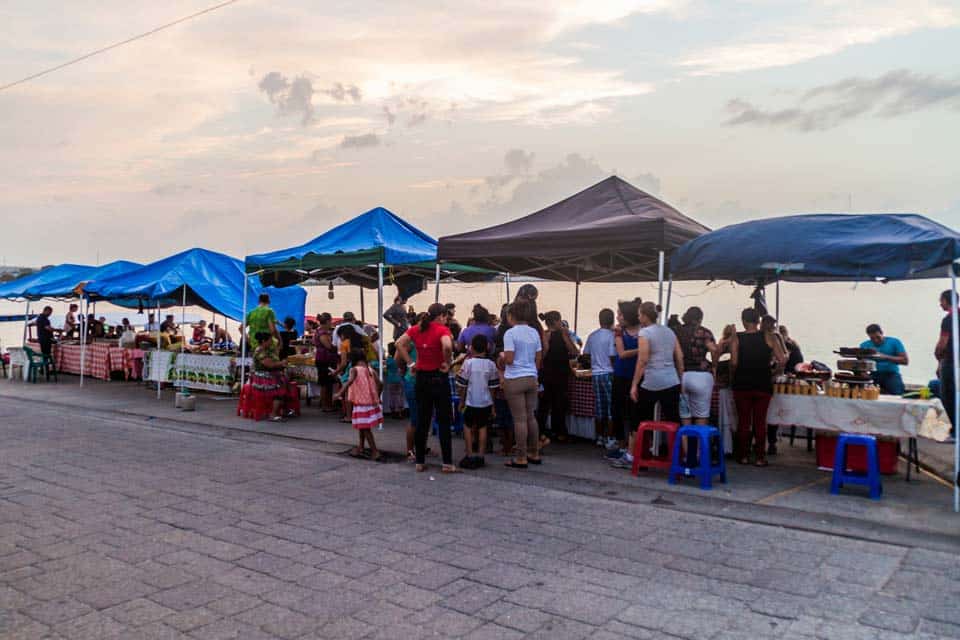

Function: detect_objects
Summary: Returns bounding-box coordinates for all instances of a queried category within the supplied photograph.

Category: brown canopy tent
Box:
[437,176,710,329]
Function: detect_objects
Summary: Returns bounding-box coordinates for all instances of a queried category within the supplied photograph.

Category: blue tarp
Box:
[670,214,960,283]
[0,264,94,299]
[86,248,307,334]
[22,260,142,299]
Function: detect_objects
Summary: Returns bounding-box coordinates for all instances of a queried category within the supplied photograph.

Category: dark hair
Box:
[761,315,777,331]
[681,306,703,326]
[516,283,538,301]
[741,307,760,325]
[639,302,659,323]
[472,304,490,324]
[942,290,954,304]
[283,316,295,329]
[866,323,882,335]
[348,348,366,365]
[445,302,456,311]
[254,331,271,344]
[508,299,533,324]
[388,342,397,357]
[420,302,446,332]
[540,310,561,326]
[258,293,270,305]
[338,323,362,346]
[598,308,614,327]
[618,299,641,327]
[470,334,488,354]
[317,312,331,325]
[500,303,510,326]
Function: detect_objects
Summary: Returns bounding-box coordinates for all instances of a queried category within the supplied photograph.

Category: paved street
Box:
[1,397,959,639]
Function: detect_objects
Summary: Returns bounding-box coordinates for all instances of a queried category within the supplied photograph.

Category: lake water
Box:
[1,278,951,385]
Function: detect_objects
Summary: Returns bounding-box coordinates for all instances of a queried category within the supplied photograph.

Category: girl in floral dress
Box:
[336,349,384,461]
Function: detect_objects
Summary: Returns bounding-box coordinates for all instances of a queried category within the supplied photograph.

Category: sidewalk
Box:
[1,374,958,548]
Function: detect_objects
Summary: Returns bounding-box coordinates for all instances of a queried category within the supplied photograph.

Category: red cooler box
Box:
[815,434,899,475]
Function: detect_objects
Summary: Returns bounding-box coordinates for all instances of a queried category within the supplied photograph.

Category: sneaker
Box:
[604,447,625,460]
[595,438,605,447]
[605,437,618,449]
[475,456,486,468]
[611,453,634,469]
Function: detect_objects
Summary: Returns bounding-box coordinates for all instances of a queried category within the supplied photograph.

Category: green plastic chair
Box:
[22,346,57,383]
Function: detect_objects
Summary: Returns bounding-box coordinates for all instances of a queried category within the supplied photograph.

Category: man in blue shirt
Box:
[860,324,908,395]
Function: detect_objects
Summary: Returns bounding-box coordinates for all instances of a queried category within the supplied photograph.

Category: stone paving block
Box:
[235,602,320,638]
[314,616,375,639]
[149,580,234,612]
[211,567,288,596]
[294,569,349,591]
[74,578,157,609]
[186,618,276,640]
[133,621,189,639]
[23,597,94,625]
[468,565,539,590]
[53,610,131,640]
[287,587,365,620]
[540,590,631,626]
[463,622,526,640]
[103,597,177,626]
[380,581,443,610]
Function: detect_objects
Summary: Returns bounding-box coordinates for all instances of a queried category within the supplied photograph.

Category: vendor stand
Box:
[669,213,960,510]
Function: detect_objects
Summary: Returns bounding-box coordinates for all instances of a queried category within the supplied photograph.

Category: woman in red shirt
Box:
[396,303,458,473]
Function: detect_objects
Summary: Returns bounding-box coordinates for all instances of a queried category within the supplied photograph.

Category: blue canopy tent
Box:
[245,207,490,381]
[88,248,307,398]
[0,264,94,351]
[22,260,141,299]
[669,213,960,511]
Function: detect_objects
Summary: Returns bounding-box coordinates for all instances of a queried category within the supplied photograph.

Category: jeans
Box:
[940,362,956,436]
[636,385,681,423]
[611,376,638,441]
[538,371,569,437]
[504,376,539,459]
[733,389,772,460]
[872,371,905,396]
[414,371,452,465]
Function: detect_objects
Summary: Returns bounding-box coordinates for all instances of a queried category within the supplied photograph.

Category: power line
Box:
[0,0,243,93]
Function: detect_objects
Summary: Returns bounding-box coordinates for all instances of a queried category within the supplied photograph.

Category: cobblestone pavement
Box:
[1,399,959,640]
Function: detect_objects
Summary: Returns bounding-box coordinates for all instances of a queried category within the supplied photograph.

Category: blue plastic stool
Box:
[431,378,464,436]
[669,425,726,490]
[830,433,882,500]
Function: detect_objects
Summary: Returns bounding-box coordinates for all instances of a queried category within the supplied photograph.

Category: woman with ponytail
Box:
[396,303,459,473]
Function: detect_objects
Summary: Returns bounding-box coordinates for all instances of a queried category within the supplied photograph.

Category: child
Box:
[455,334,499,469]
[583,308,618,449]
[335,349,384,461]
[384,343,405,419]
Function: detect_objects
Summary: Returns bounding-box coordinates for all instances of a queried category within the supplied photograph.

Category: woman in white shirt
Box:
[500,299,542,469]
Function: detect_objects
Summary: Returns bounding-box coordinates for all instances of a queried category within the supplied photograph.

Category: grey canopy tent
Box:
[669,213,960,512]
[437,175,710,329]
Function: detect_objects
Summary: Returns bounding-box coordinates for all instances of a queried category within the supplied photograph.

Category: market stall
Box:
[144,351,248,394]
[669,212,960,510]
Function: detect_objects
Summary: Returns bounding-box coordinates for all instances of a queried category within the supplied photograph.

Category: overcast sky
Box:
[1,0,958,267]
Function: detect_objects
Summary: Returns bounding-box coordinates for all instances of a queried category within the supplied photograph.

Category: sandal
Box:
[527,458,542,465]
[441,465,462,474]
[348,448,368,459]
[371,453,386,463]
[754,458,769,467]
[504,461,528,469]
[415,464,427,472]
[270,416,286,423]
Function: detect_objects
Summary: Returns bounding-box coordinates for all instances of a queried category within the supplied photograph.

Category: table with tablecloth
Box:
[144,351,248,394]
[766,394,951,441]
[566,375,596,439]
[26,341,131,381]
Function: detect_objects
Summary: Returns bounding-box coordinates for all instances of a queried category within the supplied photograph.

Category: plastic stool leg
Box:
[631,427,644,476]
[716,433,727,484]
[867,441,882,500]
[668,432,683,485]
[830,439,845,494]
[698,433,712,490]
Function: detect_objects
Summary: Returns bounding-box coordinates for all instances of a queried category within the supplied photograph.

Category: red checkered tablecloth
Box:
[30,342,131,381]
[568,376,595,418]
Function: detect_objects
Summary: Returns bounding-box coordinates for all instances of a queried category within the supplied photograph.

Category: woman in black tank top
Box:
[539,311,578,441]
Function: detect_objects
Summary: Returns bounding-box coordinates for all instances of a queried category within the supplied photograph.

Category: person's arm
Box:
[615,330,639,359]
[269,312,280,341]
[673,339,685,379]
[395,334,413,366]
[629,337,651,401]
[769,334,788,372]
[535,345,543,371]
[935,335,949,360]
[881,340,909,366]
[334,367,357,400]
[439,334,454,373]
[561,330,579,357]
[729,332,739,379]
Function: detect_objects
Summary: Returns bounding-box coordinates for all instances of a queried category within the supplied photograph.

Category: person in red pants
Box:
[730,308,786,466]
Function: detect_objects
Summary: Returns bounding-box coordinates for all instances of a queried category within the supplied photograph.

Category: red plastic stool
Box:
[632,421,680,475]
[238,383,273,421]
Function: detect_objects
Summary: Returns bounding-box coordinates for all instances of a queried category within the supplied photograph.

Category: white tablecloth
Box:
[767,394,951,441]
[145,352,245,394]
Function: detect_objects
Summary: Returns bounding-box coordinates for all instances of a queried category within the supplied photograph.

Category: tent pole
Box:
[79,297,86,388]
[776,280,781,320]
[156,299,161,400]
[573,280,580,335]
[239,274,249,391]
[665,276,673,325]
[179,285,186,394]
[505,273,511,301]
[951,264,959,513]
[360,286,365,323]
[435,262,441,303]
[657,250,665,324]
[377,263,385,383]
[22,301,30,346]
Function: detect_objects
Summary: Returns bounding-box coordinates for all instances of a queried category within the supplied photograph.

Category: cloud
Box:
[479,152,609,216]
[504,149,535,175]
[322,82,362,103]
[724,69,960,131]
[151,183,194,196]
[339,132,381,149]
[258,72,315,125]
[679,1,959,75]
[632,172,661,195]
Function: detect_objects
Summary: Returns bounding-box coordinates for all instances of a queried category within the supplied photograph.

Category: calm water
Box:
[1,278,950,385]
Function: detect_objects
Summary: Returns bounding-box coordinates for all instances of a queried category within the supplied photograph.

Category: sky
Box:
[1,0,959,267]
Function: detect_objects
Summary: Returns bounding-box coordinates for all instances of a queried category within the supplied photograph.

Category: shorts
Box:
[591,373,613,420]
[463,405,493,428]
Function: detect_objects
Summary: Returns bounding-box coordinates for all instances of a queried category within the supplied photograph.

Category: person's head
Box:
[258,293,270,306]
[42,305,53,316]
[866,323,884,345]
[681,306,703,327]
[122,318,130,326]
[500,303,510,326]
[516,283,538,302]
[98,316,106,323]
[342,311,356,324]
[778,325,790,339]
[348,348,367,366]
[254,331,271,346]
[471,303,490,325]
[508,299,533,326]
[741,307,760,328]
[69,303,78,312]
[338,323,362,346]
[283,316,295,331]
[148,313,155,321]
[941,290,954,311]
[388,342,397,357]
[419,302,447,332]
[394,295,404,305]
[317,312,332,327]
[598,308,614,328]
[539,310,562,329]
[470,333,488,355]
[639,302,658,325]
[166,314,174,322]
[617,298,641,328]
[444,302,456,318]
[761,315,777,333]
